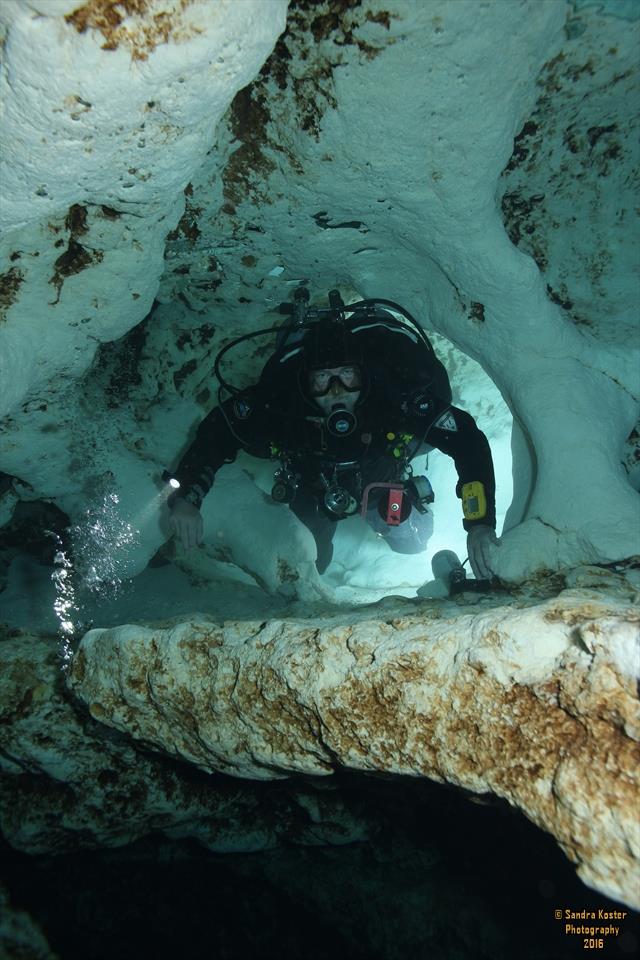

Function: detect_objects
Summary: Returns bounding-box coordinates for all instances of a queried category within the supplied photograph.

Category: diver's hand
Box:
[169,497,203,549]
[466,524,498,580]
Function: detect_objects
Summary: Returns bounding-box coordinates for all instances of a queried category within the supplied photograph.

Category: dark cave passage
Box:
[3,773,638,960]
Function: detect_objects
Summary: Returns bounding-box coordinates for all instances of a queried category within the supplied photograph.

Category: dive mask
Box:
[308,365,362,397]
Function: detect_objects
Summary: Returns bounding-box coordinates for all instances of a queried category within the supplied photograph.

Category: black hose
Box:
[213,309,355,393]
[213,323,313,394]
[213,299,436,394]
[343,299,437,357]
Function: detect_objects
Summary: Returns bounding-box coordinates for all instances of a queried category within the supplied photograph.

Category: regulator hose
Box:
[213,298,436,395]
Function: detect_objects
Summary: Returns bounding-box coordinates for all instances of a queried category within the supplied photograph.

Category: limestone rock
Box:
[0,631,371,855]
[68,587,640,909]
[0,881,59,960]
[0,0,288,585]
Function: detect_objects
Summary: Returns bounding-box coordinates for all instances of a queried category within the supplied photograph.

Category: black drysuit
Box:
[172,318,496,571]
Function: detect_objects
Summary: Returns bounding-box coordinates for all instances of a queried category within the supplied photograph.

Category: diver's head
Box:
[300,314,367,416]
[307,364,361,416]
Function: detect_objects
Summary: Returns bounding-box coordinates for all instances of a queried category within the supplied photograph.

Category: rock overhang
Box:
[63,571,640,908]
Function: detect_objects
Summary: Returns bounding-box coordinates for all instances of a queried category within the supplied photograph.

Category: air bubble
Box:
[50,487,139,663]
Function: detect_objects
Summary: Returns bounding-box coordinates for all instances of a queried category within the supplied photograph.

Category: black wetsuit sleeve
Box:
[171,402,243,509]
[425,406,496,531]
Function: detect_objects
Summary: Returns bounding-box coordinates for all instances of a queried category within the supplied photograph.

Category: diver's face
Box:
[308,365,361,415]
[314,387,360,415]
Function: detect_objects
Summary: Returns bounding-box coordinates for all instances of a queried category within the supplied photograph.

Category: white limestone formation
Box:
[0,0,287,565]
[67,576,640,909]
[0,628,373,855]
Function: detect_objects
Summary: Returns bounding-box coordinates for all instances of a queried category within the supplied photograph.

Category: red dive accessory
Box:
[361,482,407,526]
[385,486,404,526]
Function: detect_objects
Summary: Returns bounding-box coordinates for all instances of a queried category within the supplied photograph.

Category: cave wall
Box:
[0,0,638,590]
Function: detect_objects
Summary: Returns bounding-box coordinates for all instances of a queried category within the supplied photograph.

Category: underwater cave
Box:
[0,1,638,958]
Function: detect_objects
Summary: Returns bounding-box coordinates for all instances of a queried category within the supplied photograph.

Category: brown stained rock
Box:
[0,633,371,856]
[222,86,277,208]
[64,204,89,237]
[166,198,202,244]
[50,252,101,303]
[67,589,640,908]
[65,0,202,62]
[219,0,398,212]
[499,11,637,341]
[0,267,25,322]
[48,215,105,304]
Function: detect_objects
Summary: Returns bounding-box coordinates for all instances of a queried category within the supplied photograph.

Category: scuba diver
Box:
[167,288,498,583]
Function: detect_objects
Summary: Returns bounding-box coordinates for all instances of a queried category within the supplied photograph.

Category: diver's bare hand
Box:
[169,497,203,549]
[466,524,498,580]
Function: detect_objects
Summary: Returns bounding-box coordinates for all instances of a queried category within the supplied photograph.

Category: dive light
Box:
[161,470,181,489]
[431,549,491,595]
